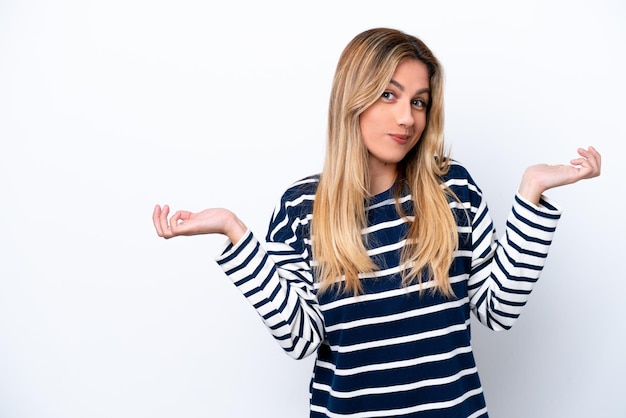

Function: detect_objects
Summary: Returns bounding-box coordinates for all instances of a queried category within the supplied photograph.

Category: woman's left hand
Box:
[518,146,602,204]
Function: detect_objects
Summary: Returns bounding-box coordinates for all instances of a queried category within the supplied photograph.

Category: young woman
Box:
[153,28,601,418]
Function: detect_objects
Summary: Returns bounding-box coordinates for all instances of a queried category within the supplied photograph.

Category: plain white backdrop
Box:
[1,1,624,417]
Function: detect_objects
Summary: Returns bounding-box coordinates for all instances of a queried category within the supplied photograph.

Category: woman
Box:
[153,28,601,417]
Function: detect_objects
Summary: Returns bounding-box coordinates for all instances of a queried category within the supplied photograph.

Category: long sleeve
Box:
[214,178,324,359]
[467,192,562,330]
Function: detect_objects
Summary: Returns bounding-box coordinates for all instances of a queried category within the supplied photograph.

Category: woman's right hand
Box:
[152,205,247,244]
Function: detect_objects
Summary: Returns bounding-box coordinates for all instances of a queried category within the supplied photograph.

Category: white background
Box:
[1,1,624,417]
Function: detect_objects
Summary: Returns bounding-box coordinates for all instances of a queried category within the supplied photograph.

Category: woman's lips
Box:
[389,134,409,144]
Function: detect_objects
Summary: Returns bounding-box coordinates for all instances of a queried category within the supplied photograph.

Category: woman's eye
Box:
[412,99,427,108]
[381,91,395,100]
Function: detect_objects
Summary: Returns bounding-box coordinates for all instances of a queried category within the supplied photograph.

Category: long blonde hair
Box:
[312,28,458,297]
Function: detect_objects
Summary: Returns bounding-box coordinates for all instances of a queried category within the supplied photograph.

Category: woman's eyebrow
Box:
[390,79,430,95]
[390,79,405,91]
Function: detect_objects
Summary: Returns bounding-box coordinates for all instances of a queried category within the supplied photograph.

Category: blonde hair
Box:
[312,27,458,297]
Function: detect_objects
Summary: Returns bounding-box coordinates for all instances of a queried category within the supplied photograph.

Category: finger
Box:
[159,204,173,238]
[570,151,600,180]
[570,157,590,170]
[152,205,164,236]
[587,145,601,160]
[169,211,193,235]
[578,146,601,176]
[578,146,600,163]
[169,211,184,234]
[586,146,602,175]
[176,211,192,221]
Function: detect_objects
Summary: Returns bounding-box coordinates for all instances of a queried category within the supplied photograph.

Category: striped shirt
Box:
[216,161,562,417]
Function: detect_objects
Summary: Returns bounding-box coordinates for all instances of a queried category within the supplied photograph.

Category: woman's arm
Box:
[152,181,324,360]
[467,193,561,330]
[467,146,601,330]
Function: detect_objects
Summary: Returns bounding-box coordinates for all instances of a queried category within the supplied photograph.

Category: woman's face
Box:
[359,59,430,173]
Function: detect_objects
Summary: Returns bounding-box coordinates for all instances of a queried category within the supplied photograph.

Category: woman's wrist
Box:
[518,169,544,205]
[224,212,247,244]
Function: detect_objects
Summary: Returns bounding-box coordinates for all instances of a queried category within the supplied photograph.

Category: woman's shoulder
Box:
[280,174,320,202]
[440,159,484,204]
[271,174,319,220]
[442,158,475,183]
[286,174,320,191]
[267,174,319,241]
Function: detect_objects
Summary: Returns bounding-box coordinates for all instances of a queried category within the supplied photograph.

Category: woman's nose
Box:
[396,102,414,127]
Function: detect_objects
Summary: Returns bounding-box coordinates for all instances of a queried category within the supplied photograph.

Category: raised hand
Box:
[152,204,247,244]
[518,146,602,205]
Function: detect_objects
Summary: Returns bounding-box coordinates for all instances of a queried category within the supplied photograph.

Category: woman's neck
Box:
[368,161,397,195]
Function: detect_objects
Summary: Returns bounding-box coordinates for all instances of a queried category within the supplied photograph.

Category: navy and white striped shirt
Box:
[216,161,562,417]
